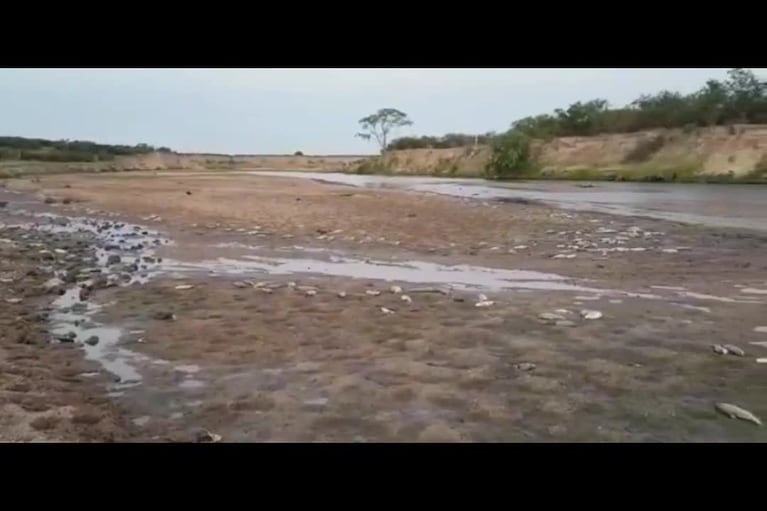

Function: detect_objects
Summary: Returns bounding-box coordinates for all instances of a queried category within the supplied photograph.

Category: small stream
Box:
[248,171,767,232]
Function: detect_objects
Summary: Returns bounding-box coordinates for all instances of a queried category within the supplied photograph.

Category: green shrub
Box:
[484,132,537,179]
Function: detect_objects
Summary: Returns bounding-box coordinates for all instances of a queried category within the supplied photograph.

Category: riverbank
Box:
[2,172,767,441]
[350,125,767,184]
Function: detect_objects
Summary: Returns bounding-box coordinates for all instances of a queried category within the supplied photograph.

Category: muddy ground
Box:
[1,172,767,442]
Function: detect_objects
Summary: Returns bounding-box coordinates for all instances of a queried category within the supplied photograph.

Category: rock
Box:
[305,289,317,297]
[337,291,347,298]
[723,344,745,357]
[106,254,121,266]
[380,307,395,315]
[714,403,762,426]
[555,320,577,327]
[365,290,381,296]
[514,362,537,371]
[390,285,403,294]
[553,253,577,259]
[478,293,488,302]
[453,297,465,303]
[0,201,6,208]
[712,344,729,355]
[84,336,99,346]
[194,428,222,443]
[580,310,603,320]
[232,281,250,288]
[754,326,767,334]
[5,298,23,304]
[43,197,57,204]
[153,311,175,321]
[401,294,412,304]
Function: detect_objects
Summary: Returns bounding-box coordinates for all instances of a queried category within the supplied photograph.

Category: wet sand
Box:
[2,172,767,442]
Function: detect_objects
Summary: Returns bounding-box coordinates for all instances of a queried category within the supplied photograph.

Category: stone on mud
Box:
[194,428,222,443]
[106,254,121,266]
[85,335,99,346]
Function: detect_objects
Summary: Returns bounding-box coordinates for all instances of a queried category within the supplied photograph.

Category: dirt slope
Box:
[373,125,767,179]
[0,153,366,178]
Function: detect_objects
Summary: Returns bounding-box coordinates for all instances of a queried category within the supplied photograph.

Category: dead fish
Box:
[514,362,536,371]
[714,403,762,426]
[390,285,403,294]
[712,344,729,355]
[380,307,395,315]
[232,281,249,288]
[5,297,23,304]
[174,284,194,290]
[580,310,603,320]
[538,312,566,322]
[475,300,494,308]
[723,344,745,357]
[365,290,381,296]
[409,287,450,295]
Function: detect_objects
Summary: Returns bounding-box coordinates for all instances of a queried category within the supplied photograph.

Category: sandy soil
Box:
[2,172,767,442]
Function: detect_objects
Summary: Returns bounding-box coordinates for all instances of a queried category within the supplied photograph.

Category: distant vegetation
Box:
[0,136,172,162]
[387,132,497,151]
[355,108,413,154]
[387,69,767,155]
[374,69,767,180]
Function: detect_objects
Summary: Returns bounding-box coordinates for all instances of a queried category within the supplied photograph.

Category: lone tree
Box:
[355,108,413,154]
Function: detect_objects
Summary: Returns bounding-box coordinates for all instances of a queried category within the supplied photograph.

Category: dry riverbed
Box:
[1,172,767,442]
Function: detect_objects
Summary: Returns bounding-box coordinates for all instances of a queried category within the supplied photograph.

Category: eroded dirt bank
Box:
[2,173,767,442]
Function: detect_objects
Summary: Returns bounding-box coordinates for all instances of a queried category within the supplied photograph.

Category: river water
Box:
[250,171,767,232]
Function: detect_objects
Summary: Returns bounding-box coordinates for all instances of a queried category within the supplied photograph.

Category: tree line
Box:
[383,68,766,152]
[0,136,172,162]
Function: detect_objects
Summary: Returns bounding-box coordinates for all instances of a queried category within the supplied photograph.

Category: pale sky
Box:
[0,68,763,155]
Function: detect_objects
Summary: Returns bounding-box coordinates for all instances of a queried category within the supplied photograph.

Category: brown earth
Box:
[372,124,767,178]
[2,171,767,442]
[0,153,364,178]
[5,124,767,182]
